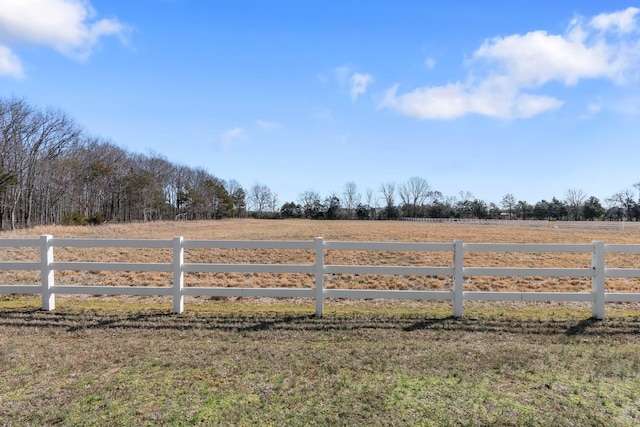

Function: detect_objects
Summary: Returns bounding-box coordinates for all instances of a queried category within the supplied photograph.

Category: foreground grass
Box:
[1,297,640,426]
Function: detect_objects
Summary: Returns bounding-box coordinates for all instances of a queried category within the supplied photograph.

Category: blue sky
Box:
[2,1,640,208]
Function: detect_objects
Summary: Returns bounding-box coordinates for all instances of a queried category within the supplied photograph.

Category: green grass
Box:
[1,296,640,426]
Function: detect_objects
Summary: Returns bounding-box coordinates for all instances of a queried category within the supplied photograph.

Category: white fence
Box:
[401,218,640,231]
[402,218,551,227]
[553,221,640,231]
[2,235,640,319]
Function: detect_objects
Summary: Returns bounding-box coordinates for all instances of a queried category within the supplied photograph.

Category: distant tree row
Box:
[2,97,640,230]
[274,181,640,222]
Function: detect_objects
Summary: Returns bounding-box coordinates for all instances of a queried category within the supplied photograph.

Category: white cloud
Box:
[220,128,246,146]
[590,7,639,33]
[514,93,565,118]
[380,7,640,120]
[379,81,564,120]
[472,30,617,86]
[350,73,374,101]
[256,119,282,132]
[0,45,23,78]
[0,0,129,77]
[331,65,374,101]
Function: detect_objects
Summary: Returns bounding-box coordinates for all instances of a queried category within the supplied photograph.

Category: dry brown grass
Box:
[2,219,640,295]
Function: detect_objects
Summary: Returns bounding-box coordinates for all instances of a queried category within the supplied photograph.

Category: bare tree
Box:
[455,191,474,219]
[501,194,516,220]
[249,183,272,218]
[268,192,279,215]
[607,189,636,221]
[365,188,376,207]
[62,138,131,223]
[0,99,81,229]
[362,187,377,220]
[299,189,322,219]
[226,179,245,217]
[564,189,587,221]
[379,182,397,219]
[380,182,395,205]
[342,182,360,219]
[399,177,431,217]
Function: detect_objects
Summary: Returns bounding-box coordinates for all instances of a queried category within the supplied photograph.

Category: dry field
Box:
[2,219,640,298]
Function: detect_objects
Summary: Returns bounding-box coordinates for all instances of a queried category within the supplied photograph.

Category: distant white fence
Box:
[553,221,640,231]
[402,218,640,231]
[402,218,551,227]
[1,235,640,319]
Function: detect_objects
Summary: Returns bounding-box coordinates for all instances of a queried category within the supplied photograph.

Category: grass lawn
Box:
[1,296,640,426]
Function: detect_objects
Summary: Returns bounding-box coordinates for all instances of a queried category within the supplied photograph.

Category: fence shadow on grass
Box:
[0,308,638,337]
[564,317,602,336]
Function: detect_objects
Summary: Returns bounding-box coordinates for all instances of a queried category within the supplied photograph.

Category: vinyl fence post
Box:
[173,236,184,314]
[315,237,324,318]
[591,240,605,320]
[452,240,464,318]
[40,234,55,311]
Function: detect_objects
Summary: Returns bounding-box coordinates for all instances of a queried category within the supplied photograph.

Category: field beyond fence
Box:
[2,220,640,319]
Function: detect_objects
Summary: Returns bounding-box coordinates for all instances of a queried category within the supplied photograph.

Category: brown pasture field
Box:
[2,218,640,298]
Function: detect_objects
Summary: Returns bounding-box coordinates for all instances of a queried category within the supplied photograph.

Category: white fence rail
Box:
[402,218,551,227]
[1,235,640,318]
[553,221,640,231]
[401,218,640,231]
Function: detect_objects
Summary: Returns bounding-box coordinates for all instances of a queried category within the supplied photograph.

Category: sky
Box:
[2,0,640,208]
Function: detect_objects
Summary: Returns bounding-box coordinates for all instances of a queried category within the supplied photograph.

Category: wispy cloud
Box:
[333,65,351,85]
[350,73,374,101]
[0,45,23,78]
[332,65,374,101]
[380,7,640,120]
[256,119,282,132]
[220,127,246,146]
[424,57,436,70]
[581,101,603,120]
[0,0,130,77]
[609,95,640,117]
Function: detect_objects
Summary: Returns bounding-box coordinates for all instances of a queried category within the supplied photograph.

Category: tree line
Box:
[2,97,639,230]
[0,98,246,230]
[276,181,640,222]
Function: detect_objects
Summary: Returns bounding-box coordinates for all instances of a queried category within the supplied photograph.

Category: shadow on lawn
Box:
[0,309,638,337]
[564,317,602,336]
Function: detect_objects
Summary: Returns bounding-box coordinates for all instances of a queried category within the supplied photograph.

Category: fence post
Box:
[173,236,184,314]
[591,240,605,319]
[315,237,324,317]
[452,240,464,318]
[40,234,55,311]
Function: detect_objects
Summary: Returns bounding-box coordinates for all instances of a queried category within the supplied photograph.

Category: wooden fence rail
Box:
[1,235,640,318]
